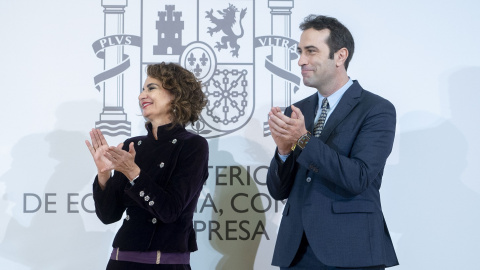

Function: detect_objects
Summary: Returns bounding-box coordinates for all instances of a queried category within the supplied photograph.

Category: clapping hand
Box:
[268,105,308,155]
[104,142,140,181]
[85,129,114,189]
[86,129,141,188]
[85,129,113,173]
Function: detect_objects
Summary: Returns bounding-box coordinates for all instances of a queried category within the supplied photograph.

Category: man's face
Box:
[297,28,337,91]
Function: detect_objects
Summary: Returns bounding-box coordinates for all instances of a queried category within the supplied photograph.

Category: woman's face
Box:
[139,76,175,124]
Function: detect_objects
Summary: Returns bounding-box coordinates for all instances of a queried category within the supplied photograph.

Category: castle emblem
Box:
[154,5,184,55]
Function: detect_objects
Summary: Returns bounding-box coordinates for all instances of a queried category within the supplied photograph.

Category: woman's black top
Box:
[93,123,209,252]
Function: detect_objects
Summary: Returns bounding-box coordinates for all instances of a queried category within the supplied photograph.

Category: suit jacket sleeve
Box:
[93,172,127,224]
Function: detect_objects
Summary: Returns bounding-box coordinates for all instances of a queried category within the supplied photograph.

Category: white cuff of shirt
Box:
[130,174,140,186]
[278,153,289,162]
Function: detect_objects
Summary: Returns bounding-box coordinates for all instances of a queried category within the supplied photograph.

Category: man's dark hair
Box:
[300,15,355,70]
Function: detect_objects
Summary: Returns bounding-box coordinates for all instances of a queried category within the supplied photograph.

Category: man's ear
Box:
[335,47,349,68]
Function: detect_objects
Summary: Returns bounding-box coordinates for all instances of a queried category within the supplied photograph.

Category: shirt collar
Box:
[145,122,184,141]
[317,78,353,111]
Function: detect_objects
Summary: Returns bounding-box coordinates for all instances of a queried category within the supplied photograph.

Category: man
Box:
[267,15,399,269]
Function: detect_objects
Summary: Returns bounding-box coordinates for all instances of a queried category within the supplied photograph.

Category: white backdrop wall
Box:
[1,0,479,269]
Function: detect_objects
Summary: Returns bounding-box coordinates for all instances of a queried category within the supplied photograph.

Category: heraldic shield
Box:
[140,0,255,138]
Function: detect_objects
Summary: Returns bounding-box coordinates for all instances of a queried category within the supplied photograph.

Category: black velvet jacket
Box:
[93,123,209,252]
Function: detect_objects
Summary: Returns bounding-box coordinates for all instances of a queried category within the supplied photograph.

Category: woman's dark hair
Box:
[146,62,207,127]
[300,15,355,70]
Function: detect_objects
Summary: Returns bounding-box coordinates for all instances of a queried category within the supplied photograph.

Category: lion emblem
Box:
[205,4,247,57]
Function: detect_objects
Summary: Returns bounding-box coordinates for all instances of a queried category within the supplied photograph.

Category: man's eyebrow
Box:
[297,45,318,52]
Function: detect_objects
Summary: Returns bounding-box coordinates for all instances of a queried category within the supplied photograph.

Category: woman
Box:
[85,62,209,270]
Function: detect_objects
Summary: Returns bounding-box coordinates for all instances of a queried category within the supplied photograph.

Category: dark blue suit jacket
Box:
[267,81,399,268]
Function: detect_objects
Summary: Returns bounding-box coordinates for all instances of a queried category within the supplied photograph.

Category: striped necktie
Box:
[313,98,329,137]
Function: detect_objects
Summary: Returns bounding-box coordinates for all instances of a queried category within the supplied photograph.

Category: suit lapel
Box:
[303,93,319,133]
[320,81,363,141]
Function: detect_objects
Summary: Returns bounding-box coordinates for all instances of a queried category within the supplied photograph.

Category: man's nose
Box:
[298,53,307,66]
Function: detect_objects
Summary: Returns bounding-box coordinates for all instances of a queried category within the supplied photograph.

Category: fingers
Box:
[270,124,288,138]
[268,105,307,142]
[128,142,136,157]
[270,106,282,114]
[89,128,109,150]
[90,129,102,149]
[102,149,120,172]
[269,108,295,134]
[290,105,308,137]
[268,107,285,122]
[104,144,131,163]
[97,129,109,147]
[85,140,95,156]
[103,143,137,175]
[291,110,298,120]
[105,146,123,160]
[268,115,288,136]
[291,105,305,121]
[89,129,98,149]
